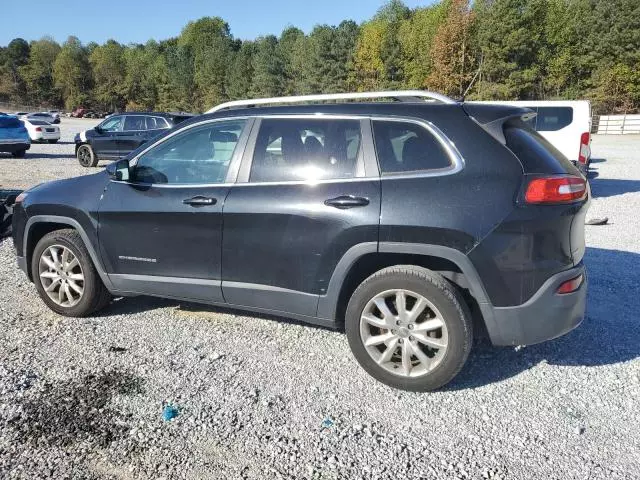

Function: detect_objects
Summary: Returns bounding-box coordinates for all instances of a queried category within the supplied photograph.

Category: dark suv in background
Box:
[12,91,589,391]
[74,112,193,167]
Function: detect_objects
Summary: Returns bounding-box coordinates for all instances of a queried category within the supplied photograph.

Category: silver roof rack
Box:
[206,90,456,114]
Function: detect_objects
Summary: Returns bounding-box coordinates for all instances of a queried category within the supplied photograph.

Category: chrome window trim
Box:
[370,116,465,178]
[122,116,252,188]
[121,113,465,188]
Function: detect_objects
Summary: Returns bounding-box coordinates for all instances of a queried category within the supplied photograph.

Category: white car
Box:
[23,119,60,143]
[473,100,592,172]
[25,112,57,124]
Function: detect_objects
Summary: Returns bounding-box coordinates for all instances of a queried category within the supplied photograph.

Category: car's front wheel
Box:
[345,265,473,392]
[77,144,97,167]
[31,229,111,317]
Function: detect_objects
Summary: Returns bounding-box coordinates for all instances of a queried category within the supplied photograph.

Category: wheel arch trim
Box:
[23,215,114,290]
[317,241,500,342]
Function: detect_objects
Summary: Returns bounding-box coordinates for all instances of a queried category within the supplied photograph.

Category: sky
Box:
[0,0,434,46]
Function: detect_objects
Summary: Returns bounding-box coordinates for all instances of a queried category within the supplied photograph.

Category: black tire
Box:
[48,139,59,144]
[31,229,111,317]
[11,150,26,158]
[77,144,97,167]
[345,265,473,392]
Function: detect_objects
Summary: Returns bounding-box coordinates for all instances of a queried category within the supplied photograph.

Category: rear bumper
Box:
[0,142,30,153]
[486,264,587,346]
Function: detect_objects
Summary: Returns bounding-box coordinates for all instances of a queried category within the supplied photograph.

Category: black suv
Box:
[74,112,193,167]
[12,91,590,391]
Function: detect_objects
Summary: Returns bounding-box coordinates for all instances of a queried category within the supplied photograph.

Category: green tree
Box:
[19,37,61,106]
[398,5,446,89]
[0,38,30,102]
[157,39,196,111]
[90,40,126,111]
[278,27,306,95]
[472,0,547,100]
[226,41,256,100]
[53,36,91,109]
[251,35,284,97]
[178,17,234,109]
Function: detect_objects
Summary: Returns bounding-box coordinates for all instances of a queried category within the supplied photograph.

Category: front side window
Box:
[372,120,452,174]
[99,116,123,132]
[132,120,246,184]
[250,118,361,183]
[123,116,146,131]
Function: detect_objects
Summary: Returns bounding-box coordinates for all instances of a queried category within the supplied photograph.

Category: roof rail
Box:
[206,90,456,114]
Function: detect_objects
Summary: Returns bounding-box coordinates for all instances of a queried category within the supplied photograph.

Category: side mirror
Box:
[106,158,131,181]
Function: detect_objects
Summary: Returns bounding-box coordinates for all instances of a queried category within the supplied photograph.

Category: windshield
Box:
[0,117,22,128]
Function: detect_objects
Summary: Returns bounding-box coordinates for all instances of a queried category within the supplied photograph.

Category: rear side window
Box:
[250,118,362,182]
[504,121,580,175]
[532,107,573,132]
[372,120,451,174]
[124,116,146,131]
[0,117,22,128]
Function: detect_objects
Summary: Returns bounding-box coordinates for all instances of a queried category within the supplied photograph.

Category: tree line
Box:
[0,0,638,114]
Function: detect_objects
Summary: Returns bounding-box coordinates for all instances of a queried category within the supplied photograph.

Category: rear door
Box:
[221,116,380,317]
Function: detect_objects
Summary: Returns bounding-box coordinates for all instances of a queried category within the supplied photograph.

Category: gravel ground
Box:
[0,129,639,479]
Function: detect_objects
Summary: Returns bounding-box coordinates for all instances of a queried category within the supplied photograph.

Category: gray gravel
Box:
[0,130,639,479]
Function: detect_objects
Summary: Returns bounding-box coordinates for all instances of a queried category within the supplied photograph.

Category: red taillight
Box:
[525,176,587,204]
[35,127,42,132]
[557,274,584,294]
[578,132,590,164]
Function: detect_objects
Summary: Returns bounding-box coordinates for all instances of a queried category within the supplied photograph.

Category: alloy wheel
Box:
[38,245,85,307]
[359,289,448,378]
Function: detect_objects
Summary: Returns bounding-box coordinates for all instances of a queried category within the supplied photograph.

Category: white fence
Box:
[593,114,640,135]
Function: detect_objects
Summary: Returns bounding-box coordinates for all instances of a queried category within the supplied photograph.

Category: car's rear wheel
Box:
[32,229,111,317]
[11,150,26,158]
[345,265,473,392]
[77,144,97,167]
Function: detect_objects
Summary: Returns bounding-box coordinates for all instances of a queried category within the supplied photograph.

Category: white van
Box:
[476,100,592,171]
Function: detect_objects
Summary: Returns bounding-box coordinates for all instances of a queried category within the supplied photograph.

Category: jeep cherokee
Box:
[11,91,590,391]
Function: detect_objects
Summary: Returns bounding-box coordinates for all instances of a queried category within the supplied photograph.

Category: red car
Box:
[71,107,88,118]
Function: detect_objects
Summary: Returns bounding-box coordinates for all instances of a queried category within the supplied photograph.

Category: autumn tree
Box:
[425,0,476,98]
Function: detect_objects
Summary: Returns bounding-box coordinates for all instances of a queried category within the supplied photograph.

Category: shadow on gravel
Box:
[9,370,143,447]
[590,177,640,198]
[23,153,76,159]
[449,247,640,390]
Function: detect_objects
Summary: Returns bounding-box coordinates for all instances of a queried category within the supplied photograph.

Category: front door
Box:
[93,115,123,159]
[115,115,147,157]
[221,116,380,317]
[98,118,250,302]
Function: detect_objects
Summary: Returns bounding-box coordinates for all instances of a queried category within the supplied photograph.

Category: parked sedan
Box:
[25,112,57,124]
[23,119,60,143]
[0,115,30,158]
[74,112,193,167]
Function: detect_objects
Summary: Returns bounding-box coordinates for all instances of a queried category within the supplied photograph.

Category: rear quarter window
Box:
[504,120,580,175]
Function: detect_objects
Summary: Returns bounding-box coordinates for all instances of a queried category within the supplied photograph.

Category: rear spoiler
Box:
[462,102,535,144]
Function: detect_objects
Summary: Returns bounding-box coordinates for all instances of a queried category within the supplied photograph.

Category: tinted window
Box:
[533,107,573,132]
[146,116,170,130]
[124,116,146,131]
[0,117,22,128]
[28,120,49,126]
[100,116,123,132]
[250,118,361,182]
[133,120,246,184]
[504,122,579,175]
[372,120,451,174]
